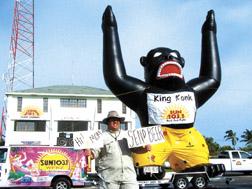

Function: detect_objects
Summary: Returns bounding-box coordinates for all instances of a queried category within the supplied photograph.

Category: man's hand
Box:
[131,145,152,154]
[85,149,94,160]
[144,144,152,152]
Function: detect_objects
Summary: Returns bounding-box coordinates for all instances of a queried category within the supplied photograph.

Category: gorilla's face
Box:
[140,47,185,88]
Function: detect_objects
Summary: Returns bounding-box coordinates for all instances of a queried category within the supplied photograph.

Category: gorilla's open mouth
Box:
[156,61,183,79]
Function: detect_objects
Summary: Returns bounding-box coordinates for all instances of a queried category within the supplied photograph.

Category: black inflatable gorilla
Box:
[102,6,224,179]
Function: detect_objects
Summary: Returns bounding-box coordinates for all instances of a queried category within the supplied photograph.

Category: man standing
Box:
[90,111,139,189]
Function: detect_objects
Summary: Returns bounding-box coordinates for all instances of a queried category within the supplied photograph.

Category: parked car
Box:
[210,150,252,174]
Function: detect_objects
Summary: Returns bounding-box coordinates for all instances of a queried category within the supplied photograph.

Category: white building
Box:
[4,85,136,146]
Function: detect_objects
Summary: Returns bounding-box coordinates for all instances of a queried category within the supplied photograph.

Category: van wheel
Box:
[191,175,208,189]
[52,177,71,189]
[173,176,189,189]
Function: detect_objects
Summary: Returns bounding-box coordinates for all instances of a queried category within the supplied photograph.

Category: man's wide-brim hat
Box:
[102,111,125,124]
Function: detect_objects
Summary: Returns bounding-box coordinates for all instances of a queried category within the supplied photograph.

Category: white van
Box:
[0,146,93,188]
[210,150,252,174]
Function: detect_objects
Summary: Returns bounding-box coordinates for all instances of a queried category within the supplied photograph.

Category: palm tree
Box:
[240,129,252,146]
[224,130,238,149]
[204,136,220,156]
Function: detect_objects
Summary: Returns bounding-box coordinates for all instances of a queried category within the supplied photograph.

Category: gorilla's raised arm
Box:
[102,6,146,110]
[187,10,221,107]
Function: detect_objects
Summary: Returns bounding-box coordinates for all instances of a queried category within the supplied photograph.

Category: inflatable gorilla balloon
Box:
[102,6,224,178]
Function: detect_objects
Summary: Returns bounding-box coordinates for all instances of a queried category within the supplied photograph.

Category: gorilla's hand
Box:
[102,5,117,31]
[202,10,216,33]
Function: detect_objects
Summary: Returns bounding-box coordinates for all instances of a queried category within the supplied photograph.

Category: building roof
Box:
[6,85,114,97]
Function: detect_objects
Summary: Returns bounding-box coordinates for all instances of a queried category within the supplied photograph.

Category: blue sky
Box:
[1,0,252,147]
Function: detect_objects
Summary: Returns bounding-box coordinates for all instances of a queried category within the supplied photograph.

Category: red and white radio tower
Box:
[1,0,35,142]
[4,0,35,92]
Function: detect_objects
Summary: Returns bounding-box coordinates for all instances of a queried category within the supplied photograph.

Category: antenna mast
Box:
[4,0,35,91]
[1,0,35,143]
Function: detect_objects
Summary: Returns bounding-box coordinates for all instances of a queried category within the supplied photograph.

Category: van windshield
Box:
[0,148,8,163]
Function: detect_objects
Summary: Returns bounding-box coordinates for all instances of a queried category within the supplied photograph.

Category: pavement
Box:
[78,172,252,189]
[22,172,252,189]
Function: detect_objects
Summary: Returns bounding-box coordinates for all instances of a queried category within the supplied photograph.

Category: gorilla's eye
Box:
[169,52,178,58]
[153,52,162,57]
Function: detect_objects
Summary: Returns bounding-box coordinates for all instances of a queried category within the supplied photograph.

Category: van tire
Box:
[52,177,71,189]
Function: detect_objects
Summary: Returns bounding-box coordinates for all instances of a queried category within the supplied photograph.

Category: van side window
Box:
[240,151,250,159]
[232,152,240,159]
[0,148,8,163]
[218,152,229,158]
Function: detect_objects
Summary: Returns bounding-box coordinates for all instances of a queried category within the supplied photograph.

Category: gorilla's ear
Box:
[140,56,147,66]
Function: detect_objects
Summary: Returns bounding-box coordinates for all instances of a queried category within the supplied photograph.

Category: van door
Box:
[230,151,243,171]
[239,151,252,171]
[0,148,8,186]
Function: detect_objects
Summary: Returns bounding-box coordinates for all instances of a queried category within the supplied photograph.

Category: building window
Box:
[60,98,86,108]
[17,97,22,112]
[14,120,46,132]
[43,98,48,112]
[58,121,89,132]
[98,121,128,131]
[97,99,102,113]
[122,103,127,114]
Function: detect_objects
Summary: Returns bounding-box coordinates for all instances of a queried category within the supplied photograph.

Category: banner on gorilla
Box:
[147,92,196,125]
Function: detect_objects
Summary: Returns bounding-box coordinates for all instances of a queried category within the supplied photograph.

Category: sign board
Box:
[74,126,165,149]
[127,125,165,148]
[20,106,43,118]
[73,130,103,149]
